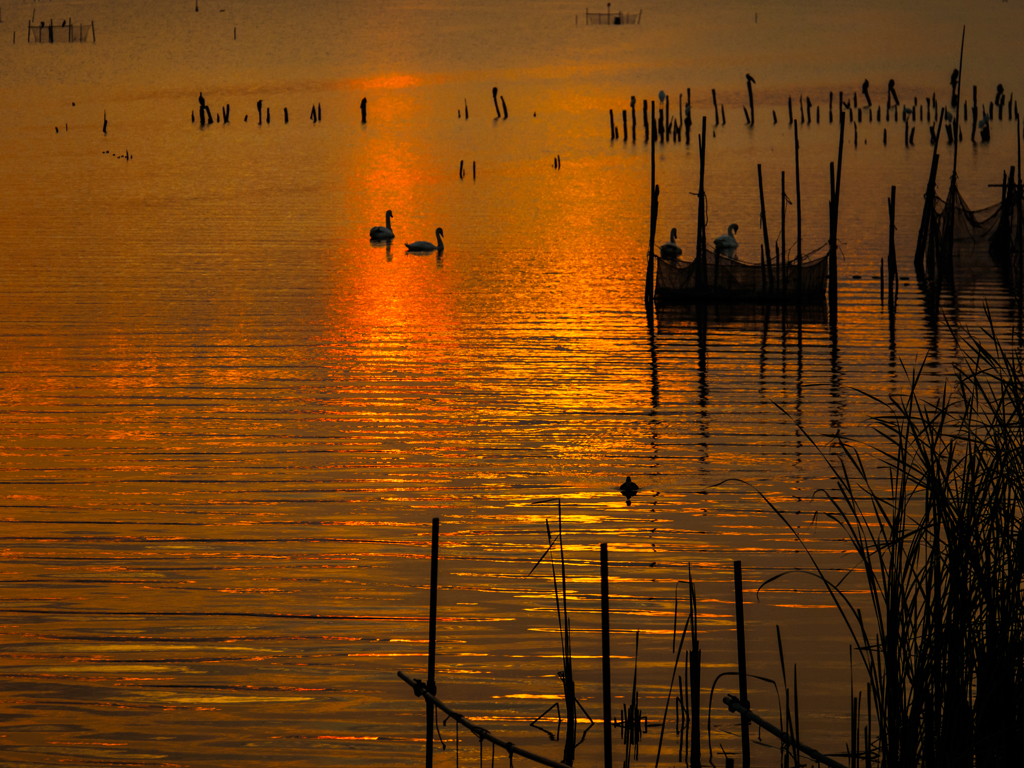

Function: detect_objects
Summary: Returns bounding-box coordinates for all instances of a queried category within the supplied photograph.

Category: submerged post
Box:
[601,544,613,768]
[426,517,440,767]
[734,562,750,768]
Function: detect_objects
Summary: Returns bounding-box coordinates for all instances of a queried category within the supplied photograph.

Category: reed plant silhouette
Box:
[762,319,1024,768]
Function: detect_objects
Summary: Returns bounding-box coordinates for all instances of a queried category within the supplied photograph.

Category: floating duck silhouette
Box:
[619,476,639,504]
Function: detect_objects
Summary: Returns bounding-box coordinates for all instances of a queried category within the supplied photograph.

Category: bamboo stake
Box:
[601,544,613,768]
[794,121,803,301]
[733,562,750,768]
[426,517,439,767]
[644,128,658,305]
[781,170,787,301]
[914,129,941,272]
[888,186,897,303]
[758,164,773,294]
[688,568,701,767]
[829,110,846,326]
[697,117,708,291]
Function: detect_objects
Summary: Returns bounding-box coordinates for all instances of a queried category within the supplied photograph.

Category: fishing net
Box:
[919,176,1023,288]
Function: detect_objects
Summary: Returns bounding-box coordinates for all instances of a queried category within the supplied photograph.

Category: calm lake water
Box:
[2,0,1023,765]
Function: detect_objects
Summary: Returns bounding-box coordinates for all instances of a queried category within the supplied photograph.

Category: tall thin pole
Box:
[781,170,787,301]
[888,186,897,304]
[757,164,773,294]
[426,517,440,767]
[558,501,576,763]
[794,121,803,298]
[951,26,966,183]
[697,117,708,291]
[645,124,657,306]
[829,110,846,328]
[689,576,701,768]
[734,561,750,768]
[601,544,613,768]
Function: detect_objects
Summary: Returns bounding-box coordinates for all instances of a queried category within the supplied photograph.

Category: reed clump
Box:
[768,321,1024,768]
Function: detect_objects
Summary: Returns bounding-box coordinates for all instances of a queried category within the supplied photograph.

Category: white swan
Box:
[369,210,395,240]
[713,223,739,258]
[406,227,444,253]
[659,227,682,259]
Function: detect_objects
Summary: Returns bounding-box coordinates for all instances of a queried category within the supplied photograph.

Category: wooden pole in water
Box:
[734,562,751,768]
[794,121,803,299]
[757,164,773,294]
[915,126,941,272]
[829,111,846,328]
[952,26,965,183]
[426,517,440,767]
[697,117,708,291]
[631,96,636,143]
[601,544,613,768]
[781,170,787,301]
[746,74,755,126]
[643,99,649,142]
[712,89,719,126]
[888,186,898,303]
[645,125,658,306]
[689,577,701,768]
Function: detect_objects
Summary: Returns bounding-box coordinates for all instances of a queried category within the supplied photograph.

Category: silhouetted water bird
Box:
[406,228,444,253]
[620,476,639,495]
[659,227,682,259]
[370,210,395,240]
[714,224,739,258]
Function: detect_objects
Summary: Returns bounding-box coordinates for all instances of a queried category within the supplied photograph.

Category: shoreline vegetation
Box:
[767,315,1024,768]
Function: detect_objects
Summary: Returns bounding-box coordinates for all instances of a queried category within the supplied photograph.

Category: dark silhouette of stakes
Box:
[492,86,500,118]
[360,97,366,124]
[746,73,755,125]
[257,99,263,126]
[500,95,508,119]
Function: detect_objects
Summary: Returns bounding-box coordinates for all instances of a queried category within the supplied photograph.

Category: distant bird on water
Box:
[660,227,682,259]
[370,210,395,240]
[713,224,739,258]
[406,227,444,253]
[619,476,639,495]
